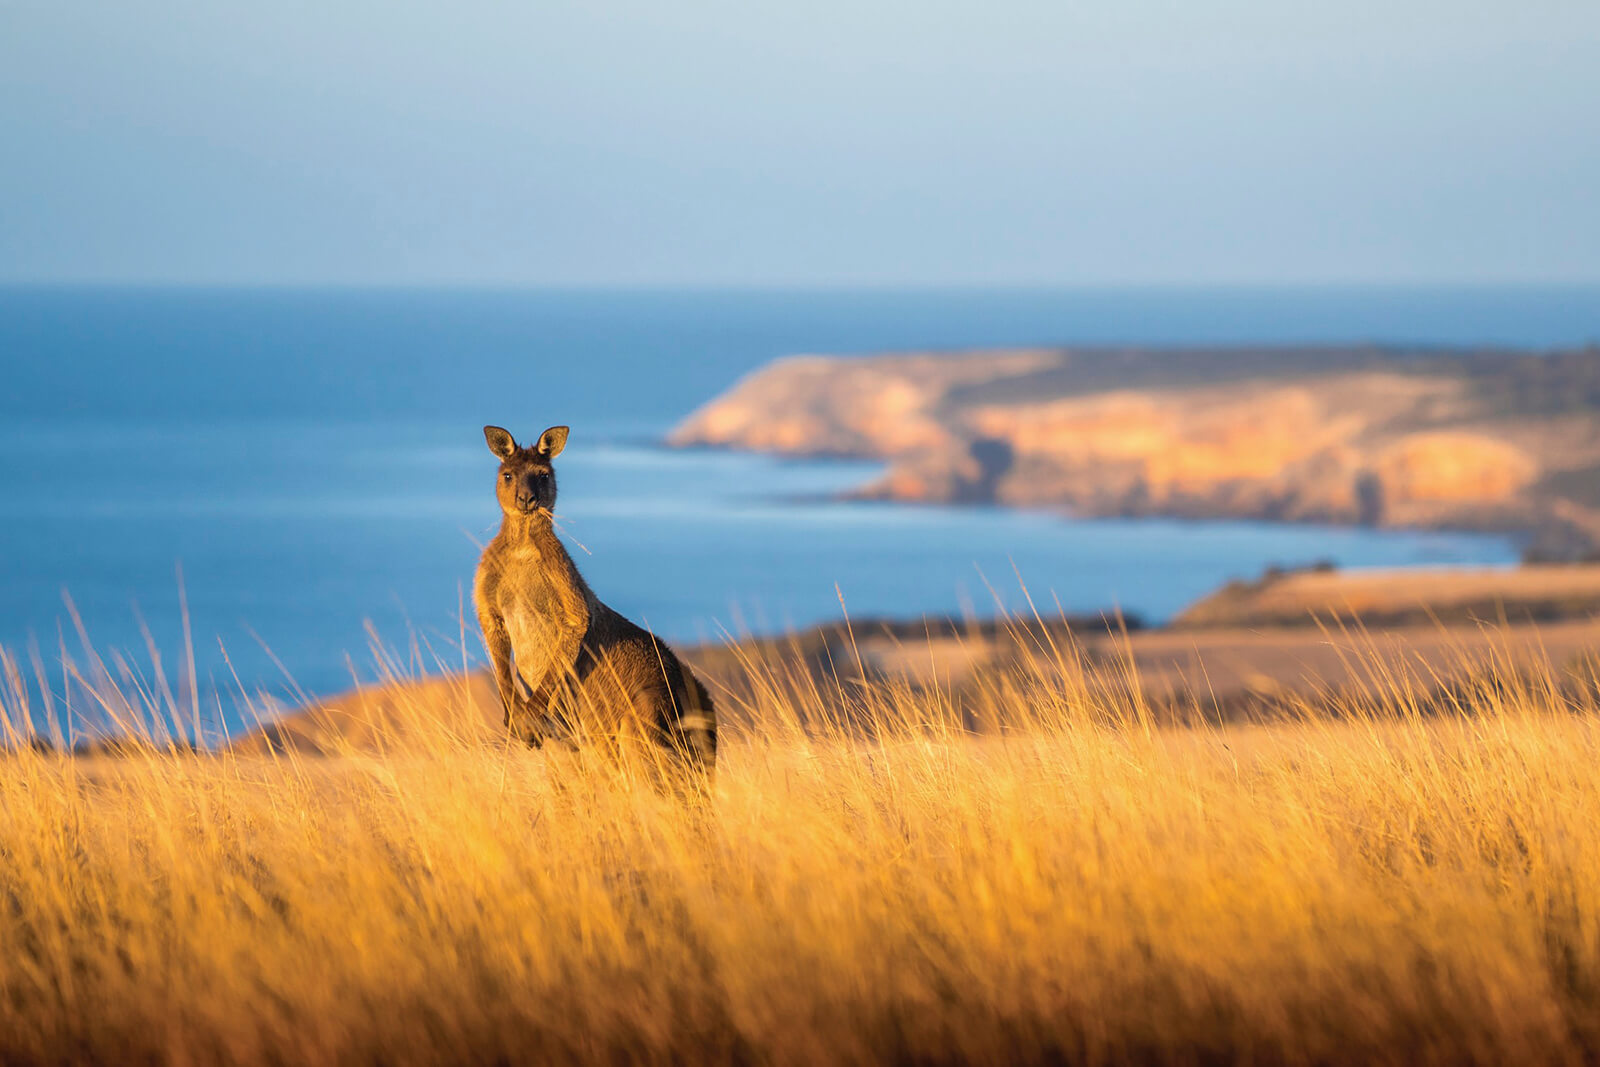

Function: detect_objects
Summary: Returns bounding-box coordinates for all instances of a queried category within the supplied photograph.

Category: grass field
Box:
[3,624,1600,1064]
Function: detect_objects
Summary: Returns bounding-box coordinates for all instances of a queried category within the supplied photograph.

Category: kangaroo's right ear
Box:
[536,425,570,459]
[484,426,517,459]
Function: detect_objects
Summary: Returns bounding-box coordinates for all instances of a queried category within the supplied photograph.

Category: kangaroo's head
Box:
[484,425,569,516]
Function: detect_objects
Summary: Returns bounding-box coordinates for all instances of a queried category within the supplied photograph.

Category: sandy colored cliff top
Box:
[670,345,1600,556]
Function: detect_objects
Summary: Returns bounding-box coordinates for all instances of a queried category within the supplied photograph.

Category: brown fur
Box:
[473,425,716,779]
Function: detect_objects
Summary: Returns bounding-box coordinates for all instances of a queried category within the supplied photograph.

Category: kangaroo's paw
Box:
[505,703,546,748]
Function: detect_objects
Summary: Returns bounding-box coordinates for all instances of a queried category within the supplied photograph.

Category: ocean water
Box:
[3,286,1592,736]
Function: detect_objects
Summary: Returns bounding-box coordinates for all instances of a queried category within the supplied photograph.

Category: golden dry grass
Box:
[3,625,1600,1064]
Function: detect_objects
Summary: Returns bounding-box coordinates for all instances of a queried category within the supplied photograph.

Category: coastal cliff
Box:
[668,346,1600,556]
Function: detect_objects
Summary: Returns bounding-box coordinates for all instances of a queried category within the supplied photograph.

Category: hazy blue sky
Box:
[2,0,1596,285]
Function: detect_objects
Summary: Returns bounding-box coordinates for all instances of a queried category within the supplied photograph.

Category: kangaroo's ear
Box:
[536,425,569,459]
[484,426,517,459]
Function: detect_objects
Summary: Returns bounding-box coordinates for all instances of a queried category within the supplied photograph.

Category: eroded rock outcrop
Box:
[669,346,1600,554]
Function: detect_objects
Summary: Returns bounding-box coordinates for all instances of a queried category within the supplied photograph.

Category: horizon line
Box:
[3,279,1600,294]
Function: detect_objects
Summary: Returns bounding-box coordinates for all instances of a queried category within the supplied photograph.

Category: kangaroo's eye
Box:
[501,472,512,482]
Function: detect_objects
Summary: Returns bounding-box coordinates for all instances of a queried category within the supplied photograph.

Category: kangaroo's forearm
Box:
[477,607,520,715]
[491,661,520,714]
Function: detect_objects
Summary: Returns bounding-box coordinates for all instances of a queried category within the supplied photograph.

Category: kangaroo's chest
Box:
[495,559,587,680]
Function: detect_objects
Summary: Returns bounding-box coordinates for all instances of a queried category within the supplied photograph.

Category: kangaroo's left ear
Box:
[484,425,517,459]
[536,425,569,458]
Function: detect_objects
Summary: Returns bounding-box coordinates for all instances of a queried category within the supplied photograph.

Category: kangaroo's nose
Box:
[515,491,535,509]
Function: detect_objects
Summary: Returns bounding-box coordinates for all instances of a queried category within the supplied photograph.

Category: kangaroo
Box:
[473,424,716,780]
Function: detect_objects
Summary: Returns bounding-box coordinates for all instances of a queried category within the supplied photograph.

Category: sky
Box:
[1,0,1597,287]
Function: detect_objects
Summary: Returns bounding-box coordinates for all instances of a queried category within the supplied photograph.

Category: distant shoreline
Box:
[667,343,1600,560]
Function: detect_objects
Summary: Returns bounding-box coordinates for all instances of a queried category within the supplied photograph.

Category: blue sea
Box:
[4,286,1595,737]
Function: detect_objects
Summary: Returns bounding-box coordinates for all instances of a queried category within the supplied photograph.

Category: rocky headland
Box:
[668,345,1600,557]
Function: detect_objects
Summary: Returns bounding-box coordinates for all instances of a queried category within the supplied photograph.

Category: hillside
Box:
[668,345,1600,556]
[1174,561,1600,629]
[231,594,1600,755]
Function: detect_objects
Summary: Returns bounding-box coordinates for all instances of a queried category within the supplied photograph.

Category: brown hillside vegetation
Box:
[8,616,1600,1062]
[669,345,1600,557]
[232,606,1600,754]
[1177,562,1600,629]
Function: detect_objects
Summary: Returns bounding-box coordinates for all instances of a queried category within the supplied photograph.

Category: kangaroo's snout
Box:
[514,471,547,512]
